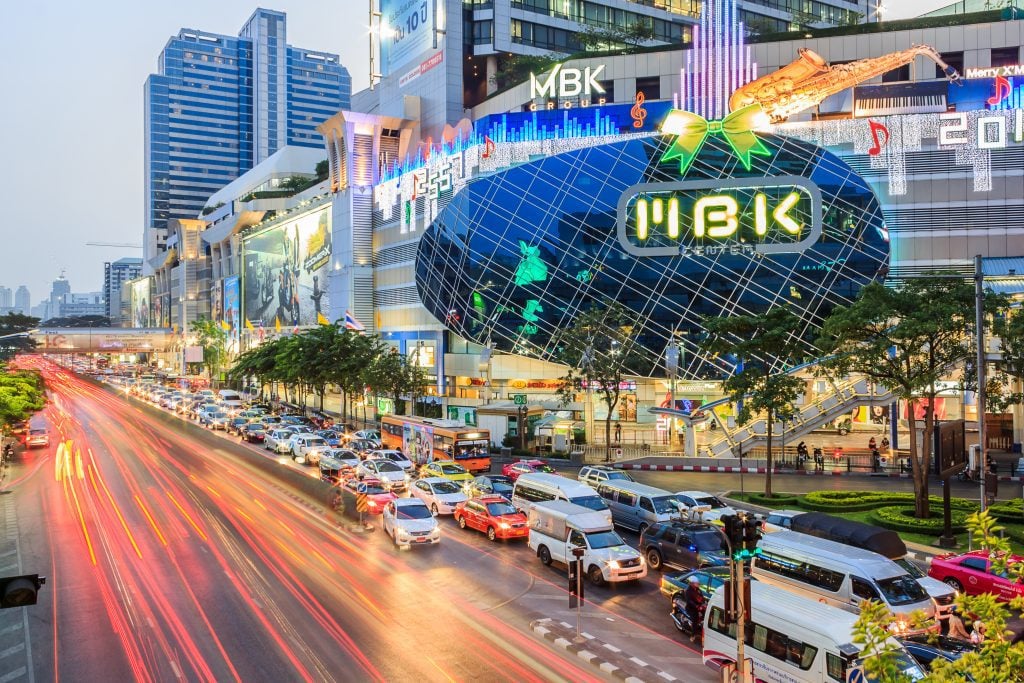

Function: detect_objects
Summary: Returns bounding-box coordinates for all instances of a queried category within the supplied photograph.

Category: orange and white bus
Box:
[380,415,491,473]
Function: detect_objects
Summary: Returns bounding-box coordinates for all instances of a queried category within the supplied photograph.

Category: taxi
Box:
[454,495,529,542]
[341,477,396,515]
[418,460,473,485]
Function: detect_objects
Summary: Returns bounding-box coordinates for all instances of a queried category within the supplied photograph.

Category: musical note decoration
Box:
[988,75,1011,107]
[631,92,648,129]
[482,135,495,159]
[867,119,890,157]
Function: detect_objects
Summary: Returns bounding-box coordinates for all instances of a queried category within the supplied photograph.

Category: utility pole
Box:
[975,254,989,511]
[666,337,679,448]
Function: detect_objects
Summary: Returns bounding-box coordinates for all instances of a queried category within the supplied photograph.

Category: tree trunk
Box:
[765,412,774,498]
[605,415,612,462]
[907,403,929,518]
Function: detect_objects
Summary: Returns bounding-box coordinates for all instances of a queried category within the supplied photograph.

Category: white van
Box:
[596,480,681,533]
[703,582,926,682]
[217,389,244,410]
[511,473,611,524]
[752,530,936,631]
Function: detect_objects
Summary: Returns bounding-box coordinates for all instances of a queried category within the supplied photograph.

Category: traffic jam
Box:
[80,372,1023,680]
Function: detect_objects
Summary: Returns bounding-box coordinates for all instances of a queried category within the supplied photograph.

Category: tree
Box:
[0,313,38,362]
[364,348,427,417]
[228,338,281,398]
[576,20,655,51]
[189,318,229,385]
[331,330,383,421]
[556,301,645,461]
[0,366,45,429]
[701,307,806,497]
[817,279,981,519]
[315,159,329,179]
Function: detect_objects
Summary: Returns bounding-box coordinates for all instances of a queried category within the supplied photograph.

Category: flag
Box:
[245,318,255,332]
[274,316,281,333]
[219,319,230,331]
[293,324,299,335]
[257,321,265,342]
[344,310,366,332]
[317,312,330,326]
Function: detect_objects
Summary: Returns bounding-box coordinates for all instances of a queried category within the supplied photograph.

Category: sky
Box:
[0,0,947,309]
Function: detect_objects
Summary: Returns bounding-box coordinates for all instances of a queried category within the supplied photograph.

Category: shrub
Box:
[801,491,977,513]
[868,505,970,534]
[989,499,1023,524]
[747,493,801,507]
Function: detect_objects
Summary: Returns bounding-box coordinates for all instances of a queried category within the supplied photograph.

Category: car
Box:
[227,417,251,435]
[454,495,529,541]
[467,474,515,499]
[204,410,231,430]
[899,635,975,673]
[927,550,1024,602]
[578,465,634,487]
[241,423,266,443]
[280,415,313,428]
[25,428,49,448]
[419,460,474,485]
[673,490,737,522]
[660,565,733,598]
[288,434,330,465]
[352,429,381,442]
[356,459,410,492]
[368,449,414,472]
[639,520,729,571]
[260,415,283,427]
[317,430,343,447]
[502,459,556,481]
[381,498,440,548]
[762,509,805,532]
[410,477,469,515]
[340,477,396,515]
[348,438,381,454]
[264,428,297,454]
[326,448,361,471]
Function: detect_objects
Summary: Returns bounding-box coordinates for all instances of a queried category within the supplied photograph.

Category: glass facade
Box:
[415,133,889,379]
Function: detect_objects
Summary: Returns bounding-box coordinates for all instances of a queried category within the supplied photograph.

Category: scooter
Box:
[670,593,706,644]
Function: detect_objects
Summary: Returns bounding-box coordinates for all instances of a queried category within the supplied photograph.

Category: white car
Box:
[410,477,469,515]
[264,428,296,454]
[369,449,414,472]
[288,434,330,465]
[674,490,737,522]
[381,498,440,548]
[326,448,361,471]
[353,429,381,442]
[356,459,410,492]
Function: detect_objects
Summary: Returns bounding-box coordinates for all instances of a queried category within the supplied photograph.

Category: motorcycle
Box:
[670,593,707,645]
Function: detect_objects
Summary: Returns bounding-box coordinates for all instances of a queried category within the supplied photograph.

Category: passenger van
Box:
[217,390,244,410]
[511,473,611,524]
[596,480,681,533]
[703,582,926,682]
[751,530,936,630]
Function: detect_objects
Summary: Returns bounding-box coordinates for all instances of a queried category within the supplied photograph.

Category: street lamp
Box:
[666,338,680,448]
[581,342,596,459]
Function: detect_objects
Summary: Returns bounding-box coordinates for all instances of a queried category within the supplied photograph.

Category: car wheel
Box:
[457,515,467,529]
[646,548,663,571]
[538,545,552,566]
[587,565,606,587]
[944,577,963,593]
[487,527,497,542]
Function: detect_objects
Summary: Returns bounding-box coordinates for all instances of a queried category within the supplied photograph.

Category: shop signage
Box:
[511,394,527,405]
[617,177,823,258]
[965,64,1024,79]
[530,64,606,100]
[938,111,1024,149]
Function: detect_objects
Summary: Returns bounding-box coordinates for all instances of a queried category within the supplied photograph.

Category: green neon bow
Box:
[660,105,772,175]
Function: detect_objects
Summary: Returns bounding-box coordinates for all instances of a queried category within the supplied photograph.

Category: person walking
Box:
[868,436,877,451]
[614,421,622,444]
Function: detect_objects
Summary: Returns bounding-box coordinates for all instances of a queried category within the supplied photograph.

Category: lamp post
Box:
[975,254,989,511]
[582,342,595,459]
[666,338,680,448]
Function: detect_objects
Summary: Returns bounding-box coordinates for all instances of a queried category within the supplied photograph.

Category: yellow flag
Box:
[245,318,255,331]
[274,316,281,333]
[219,319,231,331]
[317,312,330,326]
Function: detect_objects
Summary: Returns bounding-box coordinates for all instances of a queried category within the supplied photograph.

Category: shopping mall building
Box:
[132,4,1024,442]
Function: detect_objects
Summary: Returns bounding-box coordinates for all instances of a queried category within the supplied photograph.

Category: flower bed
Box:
[802,490,977,513]
[868,505,970,534]
[746,493,801,507]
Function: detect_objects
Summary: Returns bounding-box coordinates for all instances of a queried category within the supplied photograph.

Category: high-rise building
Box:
[14,286,30,315]
[104,258,144,324]
[0,287,11,309]
[144,9,351,265]
[50,275,71,315]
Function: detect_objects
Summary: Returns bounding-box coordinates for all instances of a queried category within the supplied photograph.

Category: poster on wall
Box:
[242,207,331,328]
[379,0,434,76]
[403,422,434,466]
[223,276,240,345]
[129,279,152,328]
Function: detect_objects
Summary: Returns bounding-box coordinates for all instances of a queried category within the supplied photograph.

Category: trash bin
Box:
[500,447,512,458]
[569,450,583,467]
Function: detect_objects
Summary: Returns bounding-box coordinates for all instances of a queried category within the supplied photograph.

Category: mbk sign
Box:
[529,64,607,100]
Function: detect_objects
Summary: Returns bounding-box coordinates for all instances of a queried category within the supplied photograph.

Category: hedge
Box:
[868,506,970,534]
[801,491,977,513]
[746,493,801,507]
[989,499,1024,524]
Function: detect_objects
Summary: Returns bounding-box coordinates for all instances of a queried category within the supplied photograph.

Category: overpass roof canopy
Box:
[32,328,177,353]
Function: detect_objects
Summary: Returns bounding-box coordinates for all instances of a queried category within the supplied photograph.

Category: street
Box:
[4,361,711,682]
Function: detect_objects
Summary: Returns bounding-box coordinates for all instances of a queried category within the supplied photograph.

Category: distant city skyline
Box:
[0,0,950,304]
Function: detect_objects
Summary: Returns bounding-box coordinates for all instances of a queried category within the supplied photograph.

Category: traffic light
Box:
[721,514,741,550]
[568,548,585,608]
[742,516,763,554]
[0,574,45,608]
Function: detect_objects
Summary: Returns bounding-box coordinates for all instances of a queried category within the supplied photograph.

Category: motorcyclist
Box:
[684,576,706,644]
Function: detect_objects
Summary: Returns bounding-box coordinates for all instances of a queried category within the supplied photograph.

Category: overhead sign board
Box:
[380,0,434,76]
[965,64,1024,79]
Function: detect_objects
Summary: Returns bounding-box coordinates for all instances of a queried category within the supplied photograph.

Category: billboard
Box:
[242,207,331,328]
[129,279,152,329]
[403,422,434,466]
[223,276,240,346]
[380,0,434,76]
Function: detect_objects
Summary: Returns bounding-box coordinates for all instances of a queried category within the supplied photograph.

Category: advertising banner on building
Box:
[242,207,331,328]
[129,279,153,328]
[403,422,434,466]
[380,0,434,76]
[223,275,240,346]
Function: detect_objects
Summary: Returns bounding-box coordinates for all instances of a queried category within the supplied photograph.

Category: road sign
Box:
[512,394,527,405]
[356,494,369,513]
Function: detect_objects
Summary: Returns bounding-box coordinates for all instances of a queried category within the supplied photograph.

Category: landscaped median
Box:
[731,490,1024,553]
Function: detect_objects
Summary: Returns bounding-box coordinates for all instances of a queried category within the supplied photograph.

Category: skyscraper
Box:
[14,286,29,315]
[104,258,144,324]
[0,287,11,310]
[144,9,351,264]
[50,275,71,315]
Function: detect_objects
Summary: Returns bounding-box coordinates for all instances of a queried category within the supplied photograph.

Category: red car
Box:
[928,550,1024,602]
[501,459,556,481]
[454,495,529,541]
[342,477,396,515]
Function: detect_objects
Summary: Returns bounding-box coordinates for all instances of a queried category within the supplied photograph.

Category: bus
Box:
[380,415,491,473]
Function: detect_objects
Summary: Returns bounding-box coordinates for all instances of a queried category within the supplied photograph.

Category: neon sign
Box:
[965,65,1024,79]
[617,176,823,258]
[939,111,1024,148]
[530,64,606,100]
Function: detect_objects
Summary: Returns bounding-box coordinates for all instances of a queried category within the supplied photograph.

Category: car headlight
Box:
[499,522,510,530]
[606,560,620,569]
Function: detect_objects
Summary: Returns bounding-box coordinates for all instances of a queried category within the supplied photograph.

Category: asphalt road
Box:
[5,359,713,683]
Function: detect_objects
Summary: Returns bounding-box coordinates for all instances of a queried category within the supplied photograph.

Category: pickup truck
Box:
[528,500,646,586]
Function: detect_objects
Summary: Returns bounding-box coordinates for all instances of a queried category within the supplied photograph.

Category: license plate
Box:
[415,538,428,543]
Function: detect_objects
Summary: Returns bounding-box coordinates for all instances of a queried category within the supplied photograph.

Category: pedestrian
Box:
[880,436,890,451]
[833,446,843,461]
[868,436,877,451]
[947,607,970,641]
[970,619,986,645]
[985,461,999,506]
[813,447,824,471]
[872,449,881,473]
[614,421,622,444]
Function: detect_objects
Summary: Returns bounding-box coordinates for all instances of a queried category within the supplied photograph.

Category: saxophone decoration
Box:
[729,45,962,122]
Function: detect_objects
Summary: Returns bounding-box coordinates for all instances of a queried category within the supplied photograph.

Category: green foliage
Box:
[801,490,977,513]
[989,499,1024,523]
[746,492,801,507]
[0,365,45,428]
[868,506,970,534]
[701,306,806,497]
[363,347,428,417]
[315,160,329,179]
[852,600,906,683]
[0,312,39,361]
[575,19,655,51]
[189,318,228,383]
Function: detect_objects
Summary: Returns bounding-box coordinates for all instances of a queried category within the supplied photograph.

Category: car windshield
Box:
[307,438,327,447]
[320,431,337,439]
[29,429,46,435]
[535,464,555,473]
[876,575,929,606]
[894,558,925,579]
[360,484,388,495]
[376,461,402,473]
[431,481,461,494]
[440,464,466,475]
[695,496,727,509]
[210,411,227,418]
[692,530,726,552]
[246,425,263,431]
[397,504,433,520]
[488,475,513,485]
[608,471,633,481]
[487,502,518,516]
[652,495,680,514]
[586,530,627,550]
[569,495,607,512]
[861,651,926,681]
